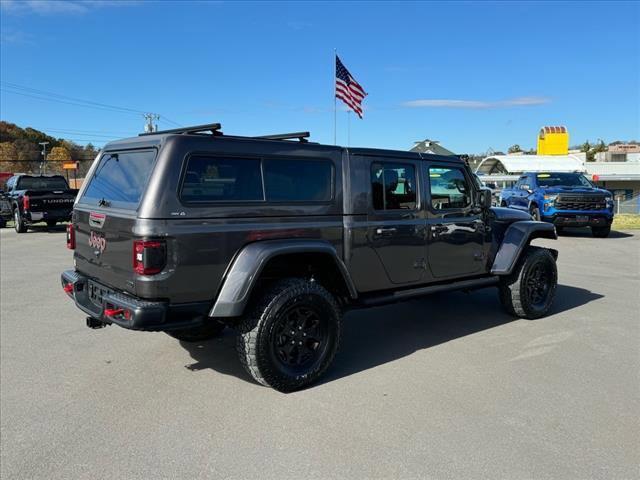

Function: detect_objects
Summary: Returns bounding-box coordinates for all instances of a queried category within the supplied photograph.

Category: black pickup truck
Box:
[3,174,77,233]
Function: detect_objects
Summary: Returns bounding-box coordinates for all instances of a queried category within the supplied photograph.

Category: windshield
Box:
[81,149,157,209]
[16,176,69,190]
[536,173,592,188]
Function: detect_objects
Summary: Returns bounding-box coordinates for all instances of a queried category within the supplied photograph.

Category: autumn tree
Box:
[47,146,72,162]
[0,142,18,161]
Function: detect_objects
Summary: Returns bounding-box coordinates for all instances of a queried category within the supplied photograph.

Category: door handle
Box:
[375,227,397,236]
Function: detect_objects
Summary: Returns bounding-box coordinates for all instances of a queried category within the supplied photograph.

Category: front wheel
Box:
[591,225,611,238]
[167,319,226,342]
[499,246,557,319]
[236,278,342,392]
[530,206,541,221]
[14,209,27,233]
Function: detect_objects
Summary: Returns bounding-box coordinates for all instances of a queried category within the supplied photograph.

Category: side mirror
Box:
[479,188,492,209]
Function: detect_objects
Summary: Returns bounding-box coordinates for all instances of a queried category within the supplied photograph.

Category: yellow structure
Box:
[537,126,569,155]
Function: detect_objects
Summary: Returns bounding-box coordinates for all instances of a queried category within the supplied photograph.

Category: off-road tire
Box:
[236,278,341,392]
[167,319,226,342]
[555,226,564,235]
[499,246,557,319]
[46,220,57,229]
[14,209,27,233]
[530,205,541,221]
[591,225,611,238]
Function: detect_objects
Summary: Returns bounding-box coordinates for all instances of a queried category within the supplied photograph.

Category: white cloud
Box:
[0,29,35,45]
[402,96,550,109]
[0,0,138,15]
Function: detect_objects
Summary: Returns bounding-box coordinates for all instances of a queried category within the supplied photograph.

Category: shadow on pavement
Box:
[4,222,68,234]
[558,228,633,239]
[178,284,603,387]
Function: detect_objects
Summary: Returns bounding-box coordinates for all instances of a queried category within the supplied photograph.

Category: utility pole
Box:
[143,113,160,133]
[39,141,49,175]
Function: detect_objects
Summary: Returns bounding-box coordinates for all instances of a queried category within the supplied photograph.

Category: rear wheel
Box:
[167,319,226,342]
[14,209,27,233]
[591,225,611,238]
[237,278,341,392]
[499,246,557,319]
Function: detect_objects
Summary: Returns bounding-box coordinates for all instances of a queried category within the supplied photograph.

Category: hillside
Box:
[0,121,98,175]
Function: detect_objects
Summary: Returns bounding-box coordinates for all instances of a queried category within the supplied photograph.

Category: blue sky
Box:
[1,0,638,153]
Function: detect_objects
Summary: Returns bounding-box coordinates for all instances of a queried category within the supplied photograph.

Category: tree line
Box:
[0,121,99,177]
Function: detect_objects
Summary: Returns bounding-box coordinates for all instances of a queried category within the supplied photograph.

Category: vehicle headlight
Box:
[606,196,614,208]
[543,194,558,203]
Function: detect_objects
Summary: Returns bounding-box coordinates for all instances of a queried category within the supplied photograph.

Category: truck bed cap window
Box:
[80,149,157,209]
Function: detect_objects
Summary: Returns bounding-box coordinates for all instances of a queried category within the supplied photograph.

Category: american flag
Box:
[335,55,367,118]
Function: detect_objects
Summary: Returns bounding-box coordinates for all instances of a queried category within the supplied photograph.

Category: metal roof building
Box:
[476,155,585,175]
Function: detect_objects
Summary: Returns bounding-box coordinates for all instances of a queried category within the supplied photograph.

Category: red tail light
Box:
[133,240,166,275]
[23,195,30,211]
[63,283,74,295]
[66,224,75,249]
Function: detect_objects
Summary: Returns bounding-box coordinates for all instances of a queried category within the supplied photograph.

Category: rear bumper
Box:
[25,210,72,223]
[542,213,613,227]
[61,270,208,331]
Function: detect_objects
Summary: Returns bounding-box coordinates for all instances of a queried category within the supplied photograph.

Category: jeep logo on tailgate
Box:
[89,231,106,254]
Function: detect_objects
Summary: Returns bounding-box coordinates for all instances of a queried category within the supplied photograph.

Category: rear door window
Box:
[371,162,417,210]
[81,149,157,209]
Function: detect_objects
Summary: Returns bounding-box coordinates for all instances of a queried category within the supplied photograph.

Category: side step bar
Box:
[357,276,499,307]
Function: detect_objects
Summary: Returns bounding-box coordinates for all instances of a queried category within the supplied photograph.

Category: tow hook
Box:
[86,317,107,329]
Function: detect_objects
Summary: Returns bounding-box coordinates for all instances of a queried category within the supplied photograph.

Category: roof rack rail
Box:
[255,132,310,143]
[138,123,222,136]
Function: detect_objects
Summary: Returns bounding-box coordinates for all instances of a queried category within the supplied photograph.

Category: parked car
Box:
[4,174,78,233]
[0,191,12,228]
[61,123,559,392]
[499,171,614,237]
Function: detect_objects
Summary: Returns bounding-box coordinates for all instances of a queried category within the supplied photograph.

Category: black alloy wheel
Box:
[237,278,341,392]
[499,246,557,319]
[270,305,328,374]
[524,262,552,309]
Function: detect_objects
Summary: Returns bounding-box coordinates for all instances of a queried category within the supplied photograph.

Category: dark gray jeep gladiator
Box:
[61,123,559,392]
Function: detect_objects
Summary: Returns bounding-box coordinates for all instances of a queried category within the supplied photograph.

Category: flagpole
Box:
[333,48,337,145]
[347,110,351,147]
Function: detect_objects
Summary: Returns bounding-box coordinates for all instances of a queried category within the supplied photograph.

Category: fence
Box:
[615,193,640,214]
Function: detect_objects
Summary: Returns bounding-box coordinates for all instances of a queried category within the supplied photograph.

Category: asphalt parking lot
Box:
[1,225,638,479]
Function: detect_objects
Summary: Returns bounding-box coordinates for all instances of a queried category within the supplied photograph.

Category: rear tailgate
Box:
[73,207,138,294]
[73,148,158,295]
[26,189,76,214]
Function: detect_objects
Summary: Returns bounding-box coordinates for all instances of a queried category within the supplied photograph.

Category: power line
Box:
[34,127,138,136]
[1,81,183,128]
[0,88,143,117]
[1,81,148,115]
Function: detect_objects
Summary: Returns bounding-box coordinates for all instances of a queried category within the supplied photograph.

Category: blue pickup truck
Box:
[499,171,614,237]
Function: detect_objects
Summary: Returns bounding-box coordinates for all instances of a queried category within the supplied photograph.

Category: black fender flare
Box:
[209,239,357,317]
[491,221,557,275]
